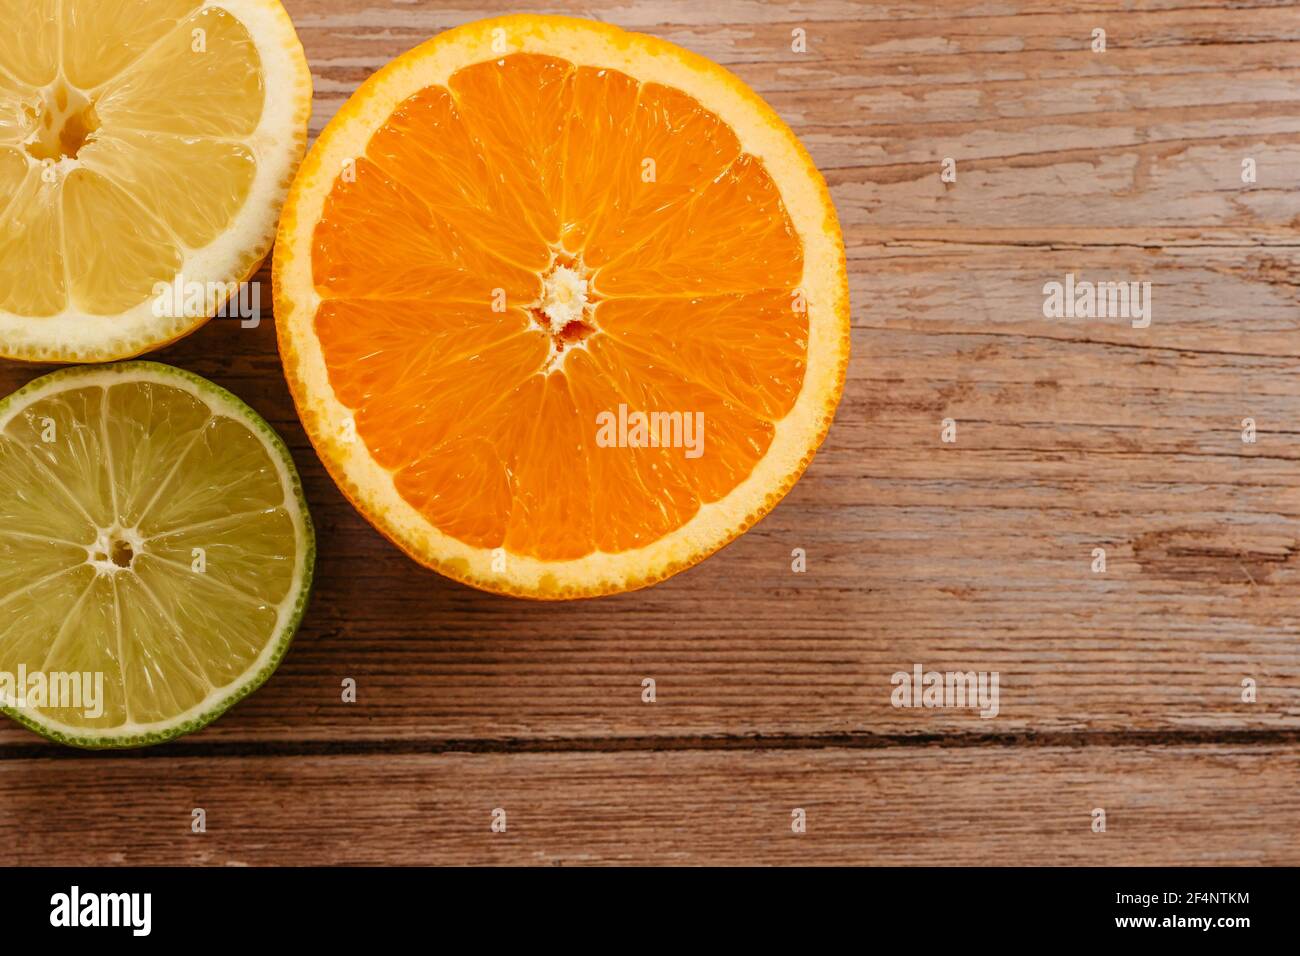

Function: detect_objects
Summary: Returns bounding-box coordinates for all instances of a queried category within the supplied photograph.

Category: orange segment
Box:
[393,375,550,554]
[594,154,803,296]
[392,435,514,551]
[315,298,546,470]
[583,335,775,504]
[595,290,807,422]
[362,83,552,273]
[448,54,573,246]
[500,372,596,559]
[564,348,699,553]
[312,156,541,304]
[554,64,640,252]
[582,81,743,267]
[275,15,850,597]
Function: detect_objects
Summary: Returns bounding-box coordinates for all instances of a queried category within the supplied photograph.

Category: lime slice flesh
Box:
[0,361,314,747]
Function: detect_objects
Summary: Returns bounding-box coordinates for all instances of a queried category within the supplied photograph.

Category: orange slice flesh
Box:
[276,16,849,597]
[313,54,807,559]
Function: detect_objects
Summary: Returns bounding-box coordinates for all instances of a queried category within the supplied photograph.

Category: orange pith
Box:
[310,52,809,562]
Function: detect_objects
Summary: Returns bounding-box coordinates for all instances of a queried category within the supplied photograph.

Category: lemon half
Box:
[0,0,312,362]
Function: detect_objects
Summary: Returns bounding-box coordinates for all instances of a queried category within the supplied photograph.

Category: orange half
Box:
[274,14,849,598]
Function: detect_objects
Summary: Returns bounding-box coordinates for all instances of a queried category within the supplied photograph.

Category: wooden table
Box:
[3,0,1299,865]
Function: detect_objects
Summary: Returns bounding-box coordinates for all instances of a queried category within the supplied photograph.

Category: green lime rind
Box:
[0,360,316,749]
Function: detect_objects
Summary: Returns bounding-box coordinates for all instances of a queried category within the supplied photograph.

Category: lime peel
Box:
[0,361,315,748]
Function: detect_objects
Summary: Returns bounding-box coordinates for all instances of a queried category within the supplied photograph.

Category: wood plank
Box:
[4,0,1300,745]
[4,742,1296,864]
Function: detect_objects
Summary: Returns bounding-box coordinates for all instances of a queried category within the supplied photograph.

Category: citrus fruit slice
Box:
[0,0,312,363]
[0,362,314,747]
[275,14,849,599]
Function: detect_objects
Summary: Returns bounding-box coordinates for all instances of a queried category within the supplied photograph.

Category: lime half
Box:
[0,361,314,747]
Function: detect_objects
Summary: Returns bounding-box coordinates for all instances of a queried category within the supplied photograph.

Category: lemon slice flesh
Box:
[0,0,311,361]
[0,362,314,747]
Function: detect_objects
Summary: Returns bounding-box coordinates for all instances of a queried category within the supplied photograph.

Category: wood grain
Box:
[4,743,1297,865]
[1,0,1298,864]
